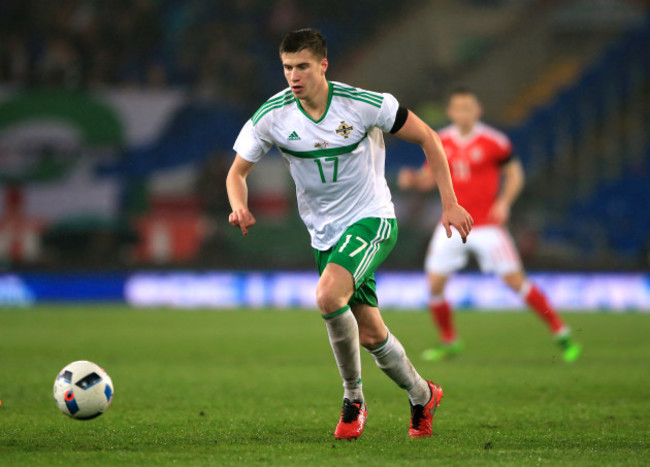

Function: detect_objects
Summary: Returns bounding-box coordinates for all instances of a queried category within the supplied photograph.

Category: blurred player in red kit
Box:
[399,87,581,362]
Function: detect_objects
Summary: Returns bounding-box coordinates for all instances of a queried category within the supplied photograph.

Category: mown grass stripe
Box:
[1,307,648,465]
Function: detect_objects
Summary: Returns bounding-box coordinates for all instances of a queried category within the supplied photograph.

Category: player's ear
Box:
[321,58,328,74]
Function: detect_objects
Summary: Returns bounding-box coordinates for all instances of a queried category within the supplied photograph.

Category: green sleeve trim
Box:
[252,90,293,121]
[252,96,296,125]
[279,133,368,159]
[332,84,383,101]
[322,305,351,320]
[332,92,382,108]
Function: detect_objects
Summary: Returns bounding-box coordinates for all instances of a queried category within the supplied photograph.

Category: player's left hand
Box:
[229,208,256,236]
[488,200,510,225]
[442,203,473,243]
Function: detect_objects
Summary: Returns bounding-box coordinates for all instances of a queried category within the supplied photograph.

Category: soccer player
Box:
[226,29,473,439]
[398,87,581,363]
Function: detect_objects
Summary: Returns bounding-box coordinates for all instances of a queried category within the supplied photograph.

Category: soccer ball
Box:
[53,360,114,420]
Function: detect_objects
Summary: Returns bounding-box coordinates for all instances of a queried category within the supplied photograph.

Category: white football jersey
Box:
[234,81,400,250]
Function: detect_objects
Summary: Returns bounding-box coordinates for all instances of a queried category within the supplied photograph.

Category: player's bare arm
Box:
[397,166,437,192]
[395,110,473,242]
[226,154,257,236]
[488,158,524,225]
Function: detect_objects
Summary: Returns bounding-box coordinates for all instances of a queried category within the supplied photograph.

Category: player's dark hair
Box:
[449,86,478,100]
[279,28,327,59]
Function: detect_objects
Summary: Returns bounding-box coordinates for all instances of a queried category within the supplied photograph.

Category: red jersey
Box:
[437,122,512,226]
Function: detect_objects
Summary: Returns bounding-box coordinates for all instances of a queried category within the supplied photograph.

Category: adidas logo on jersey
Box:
[287,131,301,141]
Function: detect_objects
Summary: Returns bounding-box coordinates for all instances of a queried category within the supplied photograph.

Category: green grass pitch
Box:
[1,306,649,465]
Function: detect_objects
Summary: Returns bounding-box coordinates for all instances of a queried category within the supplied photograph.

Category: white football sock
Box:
[368,329,430,406]
[323,306,363,401]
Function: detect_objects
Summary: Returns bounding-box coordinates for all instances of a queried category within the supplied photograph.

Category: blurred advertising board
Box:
[1,272,649,311]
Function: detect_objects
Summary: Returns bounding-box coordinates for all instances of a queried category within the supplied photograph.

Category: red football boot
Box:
[409,381,444,438]
[334,398,367,440]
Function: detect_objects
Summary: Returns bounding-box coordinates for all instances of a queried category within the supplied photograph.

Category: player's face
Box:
[447,94,482,131]
[281,49,328,100]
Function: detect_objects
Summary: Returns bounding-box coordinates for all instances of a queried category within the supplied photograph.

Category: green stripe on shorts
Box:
[314,217,398,307]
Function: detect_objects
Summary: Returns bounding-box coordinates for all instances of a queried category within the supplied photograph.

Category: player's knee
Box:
[316,286,348,315]
[431,283,445,296]
[429,275,448,296]
[502,271,526,291]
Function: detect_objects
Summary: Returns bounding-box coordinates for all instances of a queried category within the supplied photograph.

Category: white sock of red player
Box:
[429,295,458,344]
[323,306,364,401]
[368,329,430,406]
[519,281,567,335]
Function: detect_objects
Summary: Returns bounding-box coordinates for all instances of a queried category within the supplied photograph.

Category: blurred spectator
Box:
[195,150,231,220]
[39,35,83,89]
[0,0,409,109]
[0,34,29,85]
[194,150,234,266]
[268,0,306,35]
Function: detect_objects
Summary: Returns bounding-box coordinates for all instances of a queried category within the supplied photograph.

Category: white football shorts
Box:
[425,223,522,276]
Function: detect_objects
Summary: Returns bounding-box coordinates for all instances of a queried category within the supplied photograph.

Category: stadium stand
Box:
[1,0,647,270]
[507,14,650,265]
[0,0,414,109]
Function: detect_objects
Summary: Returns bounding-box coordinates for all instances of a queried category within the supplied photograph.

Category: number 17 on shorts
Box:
[323,218,398,285]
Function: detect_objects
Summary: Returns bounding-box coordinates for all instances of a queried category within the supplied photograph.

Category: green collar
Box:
[295,82,333,124]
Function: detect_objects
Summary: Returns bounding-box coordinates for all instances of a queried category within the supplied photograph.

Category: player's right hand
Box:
[397,168,416,190]
[441,203,473,244]
[229,208,256,236]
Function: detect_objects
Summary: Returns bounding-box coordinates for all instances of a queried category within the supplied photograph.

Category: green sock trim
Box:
[371,329,391,352]
[322,305,350,320]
